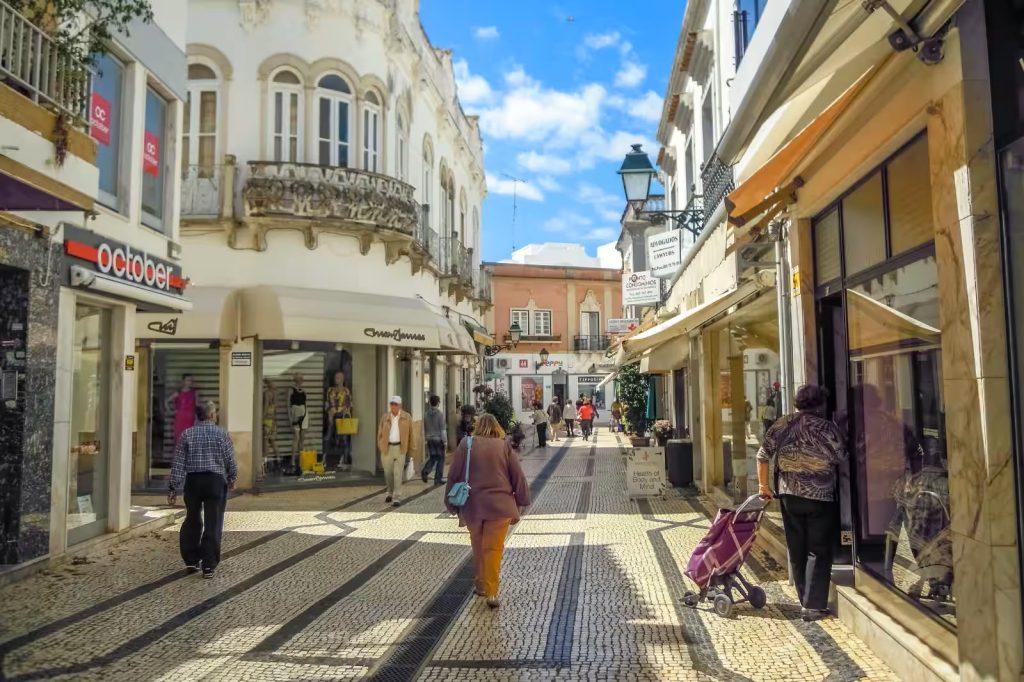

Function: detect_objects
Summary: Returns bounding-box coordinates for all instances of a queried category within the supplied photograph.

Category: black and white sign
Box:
[230,352,252,367]
[622,271,661,306]
[578,375,603,385]
[626,447,666,498]
[607,318,640,334]
[647,230,682,278]
[63,225,186,293]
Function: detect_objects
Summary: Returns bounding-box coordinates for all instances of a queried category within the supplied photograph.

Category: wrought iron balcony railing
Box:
[574,335,611,352]
[700,151,734,229]
[181,164,225,218]
[243,161,419,234]
[0,0,90,122]
[474,266,492,303]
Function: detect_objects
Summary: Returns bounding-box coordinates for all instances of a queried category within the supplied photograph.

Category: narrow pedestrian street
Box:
[0,432,894,682]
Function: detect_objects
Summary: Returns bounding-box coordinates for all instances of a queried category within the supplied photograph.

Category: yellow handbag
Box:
[299,449,319,473]
[336,417,359,435]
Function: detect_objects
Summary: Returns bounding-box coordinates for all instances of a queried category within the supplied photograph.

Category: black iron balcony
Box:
[700,152,734,228]
[574,335,611,352]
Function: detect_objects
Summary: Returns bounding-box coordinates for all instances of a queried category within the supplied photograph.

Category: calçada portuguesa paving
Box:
[0,432,897,682]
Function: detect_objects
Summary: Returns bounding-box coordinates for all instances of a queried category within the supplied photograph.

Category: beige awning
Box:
[847,289,940,355]
[239,286,453,349]
[622,277,770,357]
[427,318,477,355]
[639,336,690,374]
[136,286,237,340]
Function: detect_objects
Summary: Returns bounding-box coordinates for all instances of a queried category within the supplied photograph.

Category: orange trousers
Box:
[467,518,512,598]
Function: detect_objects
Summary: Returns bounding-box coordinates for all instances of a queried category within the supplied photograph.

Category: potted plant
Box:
[618,363,651,446]
[652,419,673,446]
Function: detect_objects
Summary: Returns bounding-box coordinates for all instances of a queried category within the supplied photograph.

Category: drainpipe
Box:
[774,223,793,416]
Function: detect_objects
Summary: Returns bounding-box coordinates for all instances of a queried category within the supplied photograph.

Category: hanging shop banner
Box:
[143,131,161,176]
[62,224,187,293]
[647,230,682,278]
[626,446,666,498]
[607,318,640,335]
[89,93,112,146]
[622,271,661,306]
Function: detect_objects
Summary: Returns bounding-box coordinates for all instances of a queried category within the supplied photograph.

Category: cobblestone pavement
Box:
[0,432,898,682]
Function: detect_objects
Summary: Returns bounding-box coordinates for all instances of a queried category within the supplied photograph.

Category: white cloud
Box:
[574,130,658,170]
[615,61,647,88]
[584,31,621,50]
[543,211,592,233]
[582,227,619,241]
[486,173,544,201]
[477,74,607,143]
[628,90,663,122]
[453,59,493,107]
[517,151,573,175]
[598,206,623,222]
[597,241,623,269]
[535,175,563,192]
[474,26,499,40]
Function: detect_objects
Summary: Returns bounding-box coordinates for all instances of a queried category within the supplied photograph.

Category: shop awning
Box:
[846,289,940,357]
[238,286,453,349]
[462,319,495,347]
[725,70,873,228]
[639,336,690,374]
[596,371,618,390]
[622,277,770,357]
[429,318,477,355]
[136,286,237,340]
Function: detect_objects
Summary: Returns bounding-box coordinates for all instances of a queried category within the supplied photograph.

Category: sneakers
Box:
[385,496,393,503]
[392,500,401,508]
[421,473,429,484]
[202,567,215,579]
[486,597,500,609]
[801,607,829,621]
[185,563,200,575]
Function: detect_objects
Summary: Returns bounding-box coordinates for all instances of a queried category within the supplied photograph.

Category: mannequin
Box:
[166,374,199,446]
[325,370,354,471]
[261,378,280,477]
[289,373,308,475]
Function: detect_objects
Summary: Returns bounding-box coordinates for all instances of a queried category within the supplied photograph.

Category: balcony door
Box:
[317,75,353,168]
[580,311,599,349]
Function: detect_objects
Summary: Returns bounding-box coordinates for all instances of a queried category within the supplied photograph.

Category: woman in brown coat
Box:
[445,414,531,608]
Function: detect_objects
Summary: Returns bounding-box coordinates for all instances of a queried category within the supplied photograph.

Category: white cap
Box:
[389,395,403,405]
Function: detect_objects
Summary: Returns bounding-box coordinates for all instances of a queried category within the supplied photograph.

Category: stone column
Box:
[223,339,255,489]
[107,303,136,533]
[699,329,722,492]
[926,3,1021,678]
[728,348,747,496]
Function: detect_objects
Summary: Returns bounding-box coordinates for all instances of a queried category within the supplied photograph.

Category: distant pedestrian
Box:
[377,396,412,506]
[578,400,595,441]
[610,399,623,433]
[456,404,477,446]
[531,401,549,447]
[446,414,531,609]
[563,399,578,437]
[421,395,448,485]
[168,401,236,578]
[546,397,563,442]
[762,400,777,438]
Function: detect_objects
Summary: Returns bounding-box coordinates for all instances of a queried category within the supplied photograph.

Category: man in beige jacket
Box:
[377,395,412,506]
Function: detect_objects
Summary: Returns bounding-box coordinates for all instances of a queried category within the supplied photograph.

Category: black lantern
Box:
[509,321,523,344]
[617,144,656,212]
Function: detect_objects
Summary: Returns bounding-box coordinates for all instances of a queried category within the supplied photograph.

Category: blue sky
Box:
[419,2,684,263]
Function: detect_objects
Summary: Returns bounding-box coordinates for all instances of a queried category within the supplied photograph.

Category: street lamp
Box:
[535,347,550,370]
[484,321,523,357]
[617,144,705,237]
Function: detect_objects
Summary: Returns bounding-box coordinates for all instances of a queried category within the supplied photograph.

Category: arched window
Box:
[439,163,452,236]
[184,62,220,177]
[459,190,467,243]
[316,74,353,167]
[270,69,303,162]
[422,139,434,222]
[446,172,456,236]
[395,111,409,182]
[362,90,382,173]
[472,206,480,255]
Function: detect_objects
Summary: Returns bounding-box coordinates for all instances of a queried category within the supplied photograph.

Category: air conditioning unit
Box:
[497,358,510,369]
[756,353,769,365]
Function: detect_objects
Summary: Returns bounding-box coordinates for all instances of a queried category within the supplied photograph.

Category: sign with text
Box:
[577,375,603,385]
[230,352,252,367]
[143,131,160,176]
[90,93,112,145]
[622,271,661,306]
[607,318,639,335]
[626,446,666,498]
[519,359,529,368]
[62,225,187,294]
[647,230,682,277]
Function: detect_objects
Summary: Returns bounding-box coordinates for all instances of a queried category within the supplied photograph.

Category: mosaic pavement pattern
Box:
[0,431,898,681]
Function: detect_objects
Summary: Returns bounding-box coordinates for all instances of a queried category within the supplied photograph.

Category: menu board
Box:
[626,446,666,499]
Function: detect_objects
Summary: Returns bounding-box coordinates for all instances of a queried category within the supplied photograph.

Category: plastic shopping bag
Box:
[403,457,416,482]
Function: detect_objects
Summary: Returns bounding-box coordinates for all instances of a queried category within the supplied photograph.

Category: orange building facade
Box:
[484,262,623,420]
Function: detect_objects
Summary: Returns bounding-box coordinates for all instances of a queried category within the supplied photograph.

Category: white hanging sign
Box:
[647,230,682,277]
[622,271,661,305]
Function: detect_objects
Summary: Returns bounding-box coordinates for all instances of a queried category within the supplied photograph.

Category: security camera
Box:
[918,37,944,65]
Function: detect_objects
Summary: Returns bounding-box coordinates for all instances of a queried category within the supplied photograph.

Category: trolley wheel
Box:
[682,591,700,608]
[748,586,767,609]
[713,593,734,618]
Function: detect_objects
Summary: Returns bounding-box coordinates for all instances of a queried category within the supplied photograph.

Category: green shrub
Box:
[618,362,650,435]
[480,391,516,432]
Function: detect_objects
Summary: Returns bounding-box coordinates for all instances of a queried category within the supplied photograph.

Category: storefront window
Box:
[68,304,111,545]
[842,172,886,275]
[92,53,123,209]
[520,376,542,410]
[142,88,168,230]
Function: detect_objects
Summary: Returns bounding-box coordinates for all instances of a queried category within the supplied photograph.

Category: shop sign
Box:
[62,225,186,293]
[626,447,666,498]
[230,351,252,367]
[89,93,112,145]
[607,318,639,334]
[147,318,179,336]
[622,271,660,306]
[143,131,160,176]
[578,375,603,385]
[363,327,427,343]
[124,355,135,371]
[519,359,529,368]
[791,267,801,297]
[647,230,682,278]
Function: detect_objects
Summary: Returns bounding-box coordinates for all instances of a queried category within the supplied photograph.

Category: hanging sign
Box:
[607,318,640,334]
[143,131,160,176]
[231,352,252,367]
[626,446,666,498]
[622,271,660,305]
[89,93,112,145]
[647,230,682,277]
[62,225,187,293]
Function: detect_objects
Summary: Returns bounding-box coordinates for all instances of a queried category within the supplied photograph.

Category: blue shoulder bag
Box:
[447,436,472,507]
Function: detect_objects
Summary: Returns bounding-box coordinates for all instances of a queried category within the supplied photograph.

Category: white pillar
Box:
[223,338,256,488]
[49,288,76,558]
[107,303,136,532]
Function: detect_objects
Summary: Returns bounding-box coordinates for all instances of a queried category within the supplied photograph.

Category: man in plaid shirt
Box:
[168,401,237,578]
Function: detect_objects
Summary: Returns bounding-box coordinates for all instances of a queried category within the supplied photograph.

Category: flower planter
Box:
[629,436,651,447]
[655,436,670,447]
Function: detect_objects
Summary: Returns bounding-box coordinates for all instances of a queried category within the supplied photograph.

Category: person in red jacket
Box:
[578,400,595,441]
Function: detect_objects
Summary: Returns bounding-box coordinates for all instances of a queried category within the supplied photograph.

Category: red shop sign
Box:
[519,359,529,368]
[89,93,111,146]
[143,131,160,176]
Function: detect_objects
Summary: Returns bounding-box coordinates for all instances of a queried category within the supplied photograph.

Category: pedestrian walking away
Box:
[531,401,549,448]
[762,400,777,439]
[377,396,412,506]
[562,399,577,438]
[578,400,594,440]
[610,399,623,433]
[421,394,448,485]
[546,397,563,442]
[168,401,237,578]
[756,384,846,621]
[456,404,477,446]
[445,414,531,609]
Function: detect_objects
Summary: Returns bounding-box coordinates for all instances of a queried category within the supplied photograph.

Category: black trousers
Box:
[422,438,446,483]
[580,419,593,438]
[564,419,575,436]
[180,472,227,570]
[780,495,836,610]
[535,423,548,447]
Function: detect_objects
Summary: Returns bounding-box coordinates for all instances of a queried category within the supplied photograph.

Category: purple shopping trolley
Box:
[682,494,768,617]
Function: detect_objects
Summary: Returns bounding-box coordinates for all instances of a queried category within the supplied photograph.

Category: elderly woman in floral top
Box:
[757,384,846,621]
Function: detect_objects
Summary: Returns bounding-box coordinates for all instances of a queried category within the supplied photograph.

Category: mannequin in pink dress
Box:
[167,374,199,444]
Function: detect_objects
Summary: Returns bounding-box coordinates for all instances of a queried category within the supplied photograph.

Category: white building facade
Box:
[133,0,491,491]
